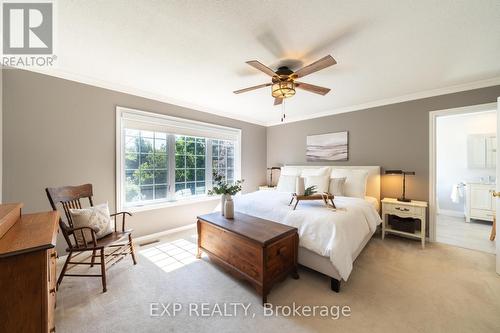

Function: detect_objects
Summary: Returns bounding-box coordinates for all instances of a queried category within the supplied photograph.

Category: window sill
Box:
[123,195,220,213]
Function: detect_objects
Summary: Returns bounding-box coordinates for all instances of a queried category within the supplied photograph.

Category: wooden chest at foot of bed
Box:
[197,212,299,304]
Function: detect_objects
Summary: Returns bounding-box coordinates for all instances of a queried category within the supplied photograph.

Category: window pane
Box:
[140,185,154,200]
[154,139,167,153]
[196,156,205,168]
[186,169,195,182]
[154,185,168,199]
[140,137,154,154]
[196,182,205,195]
[227,145,234,157]
[227,156,234,168]
[196,139,205,155]
[141,131,154,138]
[175,183,185,192]
[186,182,196,195]
[186,155,195,168]
[175,155,186,169]
[186,139,196,155]
[175,155,185,168]
[175,169,185,182]
[154,169,168,184]
[212,143,219,156]
[125,153,139,169]
[125,136,138,153]
[154,154,167,169]
[126,185,140,202]
[140,153,154,166]
[218,157,227,169]
[227,168,234,180]
[175,136,185,154]
[196,169,205,181]
[125,129,139,137]
[126,170,139,186]
[140,169,154,185]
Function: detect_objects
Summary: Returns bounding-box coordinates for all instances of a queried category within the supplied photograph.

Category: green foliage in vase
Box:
[208,170,244,196]
[304,185,317,196]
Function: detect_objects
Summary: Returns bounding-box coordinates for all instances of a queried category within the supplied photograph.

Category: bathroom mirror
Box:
[467,133,496,169]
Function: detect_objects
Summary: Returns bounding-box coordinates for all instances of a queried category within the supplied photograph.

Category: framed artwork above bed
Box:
[306,131,348,161]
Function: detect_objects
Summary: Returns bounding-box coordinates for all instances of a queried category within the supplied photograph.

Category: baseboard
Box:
[55,224,197,261]
[437,209,465,218]
[134,224,197,245]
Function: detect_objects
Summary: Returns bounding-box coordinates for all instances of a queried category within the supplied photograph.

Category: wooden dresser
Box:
[197,212,299,304]
[0,203,59,333]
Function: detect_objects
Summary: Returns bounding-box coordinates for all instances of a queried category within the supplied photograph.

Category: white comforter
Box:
[232,191,382,280]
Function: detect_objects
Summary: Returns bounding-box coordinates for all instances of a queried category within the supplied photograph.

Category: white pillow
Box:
[280,166,302,176]
[301,167,330,177]
[304,175,330,193]
[330,169,368,198]
[276,175,298,193]
[70,203,114,244]
[329,177,346,196]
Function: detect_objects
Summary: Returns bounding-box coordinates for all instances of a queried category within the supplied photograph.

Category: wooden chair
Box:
[46,184,137,292]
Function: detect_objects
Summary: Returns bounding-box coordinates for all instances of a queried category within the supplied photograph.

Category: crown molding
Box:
[266,77,500,126]
[21,68,500,128]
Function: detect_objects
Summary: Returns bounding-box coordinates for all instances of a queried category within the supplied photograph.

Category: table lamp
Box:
[385,170,415,202]
[267,167,281,187]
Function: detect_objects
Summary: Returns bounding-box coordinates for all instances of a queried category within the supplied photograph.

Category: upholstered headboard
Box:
[283,165,381,201]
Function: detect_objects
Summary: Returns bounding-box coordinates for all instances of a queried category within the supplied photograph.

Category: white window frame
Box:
[116,106,241,212]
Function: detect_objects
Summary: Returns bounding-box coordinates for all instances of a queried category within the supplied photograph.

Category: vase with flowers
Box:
[208,171,244,218]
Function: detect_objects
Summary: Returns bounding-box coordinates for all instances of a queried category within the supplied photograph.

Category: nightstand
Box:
[259,186,276,191]
[381,198,428,248]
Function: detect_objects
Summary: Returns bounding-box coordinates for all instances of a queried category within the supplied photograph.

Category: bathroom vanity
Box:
[465,182,496,222]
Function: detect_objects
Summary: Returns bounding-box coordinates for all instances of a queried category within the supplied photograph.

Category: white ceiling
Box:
[38,0,500,126]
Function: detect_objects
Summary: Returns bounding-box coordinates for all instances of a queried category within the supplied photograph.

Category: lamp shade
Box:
[385,170,403,175]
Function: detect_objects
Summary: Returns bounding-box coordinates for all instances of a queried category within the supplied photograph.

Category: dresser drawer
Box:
[384,204,417,215]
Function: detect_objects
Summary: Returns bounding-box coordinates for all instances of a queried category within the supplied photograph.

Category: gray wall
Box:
[2,69,266,252]
[267,86,500,202]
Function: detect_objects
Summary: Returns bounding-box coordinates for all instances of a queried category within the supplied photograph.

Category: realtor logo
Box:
[3,2,53,54]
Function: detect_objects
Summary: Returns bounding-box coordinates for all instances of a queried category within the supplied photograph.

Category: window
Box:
[117,107,241,210]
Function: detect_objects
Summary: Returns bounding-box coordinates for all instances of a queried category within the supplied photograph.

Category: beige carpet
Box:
[55,228,500,333]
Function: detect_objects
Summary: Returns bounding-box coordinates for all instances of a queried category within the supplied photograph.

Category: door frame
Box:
[428,102,497,242]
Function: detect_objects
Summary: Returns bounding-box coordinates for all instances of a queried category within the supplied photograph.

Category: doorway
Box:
[429,103,497,254]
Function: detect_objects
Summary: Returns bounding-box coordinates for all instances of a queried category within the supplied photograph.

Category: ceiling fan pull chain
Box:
[281,99,286,122]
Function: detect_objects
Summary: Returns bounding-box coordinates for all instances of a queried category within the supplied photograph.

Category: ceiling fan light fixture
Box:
[271,80,296,99]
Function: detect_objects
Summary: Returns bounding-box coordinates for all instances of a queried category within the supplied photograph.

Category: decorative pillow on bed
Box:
[276,175,298,193]
[69,203,114,244]
[329,177,346,196]
[330,169,368,198]
[304,175,330,193]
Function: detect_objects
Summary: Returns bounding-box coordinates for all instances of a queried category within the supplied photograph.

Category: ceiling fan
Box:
[233,55,337,106]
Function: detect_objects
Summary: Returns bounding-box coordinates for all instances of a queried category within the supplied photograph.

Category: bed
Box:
[233,165,382,292]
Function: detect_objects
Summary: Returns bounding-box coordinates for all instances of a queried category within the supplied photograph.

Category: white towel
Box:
[450,183,464,203]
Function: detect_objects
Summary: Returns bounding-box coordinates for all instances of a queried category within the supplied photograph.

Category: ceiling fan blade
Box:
[246,60,276,77]
[294,55,337,78]
[274,98,283,106]
[295,82,331,95]
[233,83,271,94]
